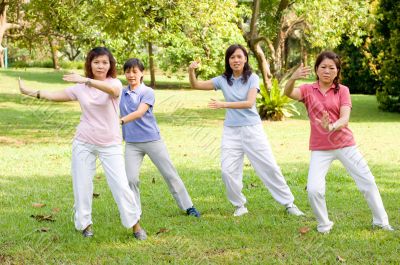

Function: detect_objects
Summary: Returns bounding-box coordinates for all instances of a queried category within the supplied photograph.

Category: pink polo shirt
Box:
[64,78,122,146]
[299,82,356,150]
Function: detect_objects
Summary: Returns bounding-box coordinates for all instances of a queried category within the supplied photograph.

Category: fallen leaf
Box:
[93,193,100,198]
[336,256,345,263]
[36,227,50,232]
[32,203,46,208]
[52,208,60,213]
[156,228,169,235]
[30,214,55,222]
[299,226,311,235]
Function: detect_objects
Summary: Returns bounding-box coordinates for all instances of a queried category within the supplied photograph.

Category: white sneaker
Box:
[286,204,305,216]
[233,206,248,217]
[317,221,334,234]
[373,224,395,231]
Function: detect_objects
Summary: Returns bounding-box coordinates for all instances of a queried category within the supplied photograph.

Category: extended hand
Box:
[290,63,311,81]
[315,111,331,131]
[208,98,224,109]
[188,61,200,70]
[63,73,87,83]
[18,77,36,96]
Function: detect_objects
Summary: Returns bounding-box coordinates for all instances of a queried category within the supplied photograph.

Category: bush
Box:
[257,79,299,121]
[375,0,400,112]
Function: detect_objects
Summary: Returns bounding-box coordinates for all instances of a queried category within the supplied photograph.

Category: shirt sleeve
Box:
[299,84,309,103]
[64,85,78,101]
[248,74,260,92]
[212,76,222,91]
[141,88,155,107]
[339,85,352,108]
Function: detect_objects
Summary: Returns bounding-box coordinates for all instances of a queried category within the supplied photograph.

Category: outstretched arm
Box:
[284,63,311,100]
[188,61,214,90]
[63,73,121,97]
[208,88,258,109]
[19,77,72,102]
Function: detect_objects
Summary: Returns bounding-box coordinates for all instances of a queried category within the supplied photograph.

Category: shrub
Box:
[257,79,299,121]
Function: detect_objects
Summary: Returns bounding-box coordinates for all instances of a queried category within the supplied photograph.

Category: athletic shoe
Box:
[186,206,201,218]
[82,225,94,238]
[286,204,305,216]
[317,221,334,234]
[373,224,395,231]
[134,228,147,240]
[233,206,248,217]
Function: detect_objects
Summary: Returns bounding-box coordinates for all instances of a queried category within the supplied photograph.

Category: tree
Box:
[375,0,400,112]
[22,0,99,69]
[238,0,371,89]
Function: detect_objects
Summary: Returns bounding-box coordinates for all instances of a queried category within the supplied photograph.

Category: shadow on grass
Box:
[155,108,225,126]
[0,93,80,142]
[0,69,70,85]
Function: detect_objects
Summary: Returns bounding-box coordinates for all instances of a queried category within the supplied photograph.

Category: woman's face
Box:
[91,55,110,80]
[229,48,247,73]
[125,66,144,89]
[316,58,338,85]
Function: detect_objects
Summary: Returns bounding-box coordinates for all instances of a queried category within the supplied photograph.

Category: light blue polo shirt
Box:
[119,83,161,142]
[212,73,262,126]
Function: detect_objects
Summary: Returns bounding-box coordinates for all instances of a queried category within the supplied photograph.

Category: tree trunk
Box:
[148,42,156,88]
[248,41,272,89]
[48,37,60,70]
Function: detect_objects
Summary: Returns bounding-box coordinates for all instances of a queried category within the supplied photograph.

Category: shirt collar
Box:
[229,75,243,81]
[311,81,336,91]
[124,83,144,94]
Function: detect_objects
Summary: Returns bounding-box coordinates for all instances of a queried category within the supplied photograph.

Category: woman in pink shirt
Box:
[284,51,393,233]
[18,47,146,240]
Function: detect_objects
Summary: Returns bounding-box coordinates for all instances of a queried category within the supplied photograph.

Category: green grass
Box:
[1,68,400,264]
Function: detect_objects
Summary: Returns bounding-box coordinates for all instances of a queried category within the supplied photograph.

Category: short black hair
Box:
[123,58,144,72]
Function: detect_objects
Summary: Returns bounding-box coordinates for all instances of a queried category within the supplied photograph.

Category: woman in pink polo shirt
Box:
[18,47,146,240]
[284,51,393,233]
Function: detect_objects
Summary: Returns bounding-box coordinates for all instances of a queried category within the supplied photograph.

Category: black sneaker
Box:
[82,225,94,238]
[186,206,201,218]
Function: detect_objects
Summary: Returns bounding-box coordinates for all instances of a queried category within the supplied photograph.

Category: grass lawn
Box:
[0,68,400,264]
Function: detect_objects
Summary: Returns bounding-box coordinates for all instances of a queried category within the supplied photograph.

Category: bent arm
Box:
[188,62,214,90]
[209,88,258,109]
[284,63,311,100]
[19,77,72,102]
[63,73,121,97]
[329,106,351,131]
[120,103,150,124]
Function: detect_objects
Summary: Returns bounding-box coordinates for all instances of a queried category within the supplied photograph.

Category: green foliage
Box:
[257,79,299,121]
[375,0,400,112]
[336,36,380,95]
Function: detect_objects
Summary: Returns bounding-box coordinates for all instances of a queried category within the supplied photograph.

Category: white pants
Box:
[71,140,141,230]
[125,140,193,212]
[221,124,295,207]
[307,146,389,232]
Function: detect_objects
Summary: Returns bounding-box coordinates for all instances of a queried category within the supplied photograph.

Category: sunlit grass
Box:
[0,68,399,264]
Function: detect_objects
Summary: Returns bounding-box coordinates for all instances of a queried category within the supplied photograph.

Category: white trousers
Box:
[221,124,295,207]
[307,146,389,232]
[71,140,141,230]
[125,140,193,212]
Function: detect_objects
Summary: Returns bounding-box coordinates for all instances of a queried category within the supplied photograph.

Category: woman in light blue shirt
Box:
[120,58,200,218]
[188,44,304,217]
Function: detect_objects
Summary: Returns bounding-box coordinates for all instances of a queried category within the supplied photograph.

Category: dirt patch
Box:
[0,136,25,146]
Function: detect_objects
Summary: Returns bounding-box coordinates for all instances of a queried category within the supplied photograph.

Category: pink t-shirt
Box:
[64,78,122,146]
[299,82,356,150]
